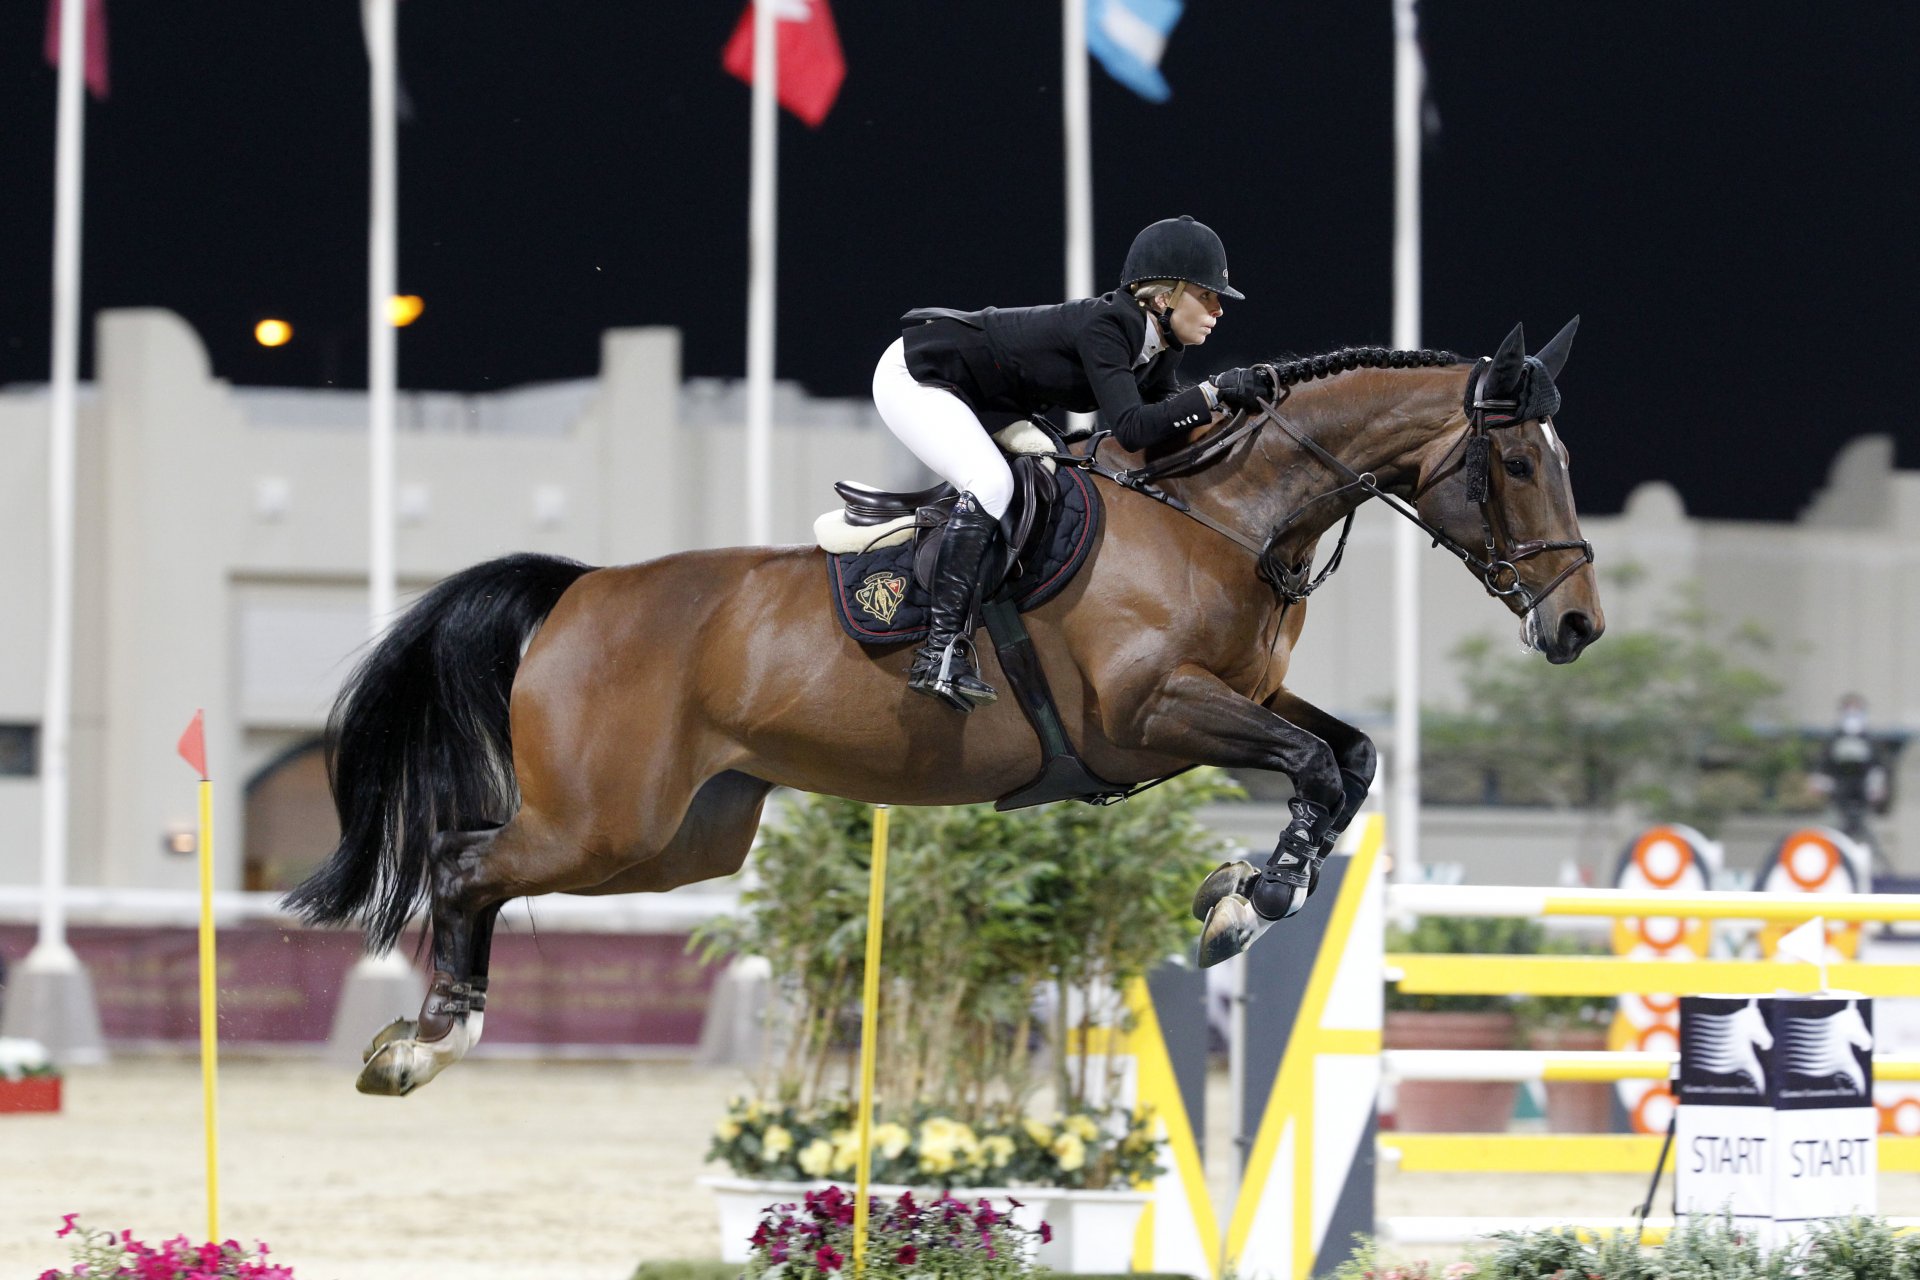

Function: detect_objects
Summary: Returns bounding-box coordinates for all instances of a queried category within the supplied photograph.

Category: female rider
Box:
[871,214,1276,712]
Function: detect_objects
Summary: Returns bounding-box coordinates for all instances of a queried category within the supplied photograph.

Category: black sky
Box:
[1,2,1914,520]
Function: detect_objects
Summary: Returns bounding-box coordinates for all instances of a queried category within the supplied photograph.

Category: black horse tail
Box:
[283,553,595,952]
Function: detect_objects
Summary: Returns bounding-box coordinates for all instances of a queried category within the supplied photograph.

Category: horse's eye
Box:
[1503,456,1534,480]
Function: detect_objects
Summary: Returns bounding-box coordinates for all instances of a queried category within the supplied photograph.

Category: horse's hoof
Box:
[1192,860,1259,921]
[362,1017,418,1063]
[357,1041,426,1096]
[1198,895,1259,968]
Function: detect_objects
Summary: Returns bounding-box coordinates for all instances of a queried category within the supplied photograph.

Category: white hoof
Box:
[354,1020,474,1097]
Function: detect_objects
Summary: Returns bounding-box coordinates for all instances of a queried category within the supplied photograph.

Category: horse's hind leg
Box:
[356,821,548,1096]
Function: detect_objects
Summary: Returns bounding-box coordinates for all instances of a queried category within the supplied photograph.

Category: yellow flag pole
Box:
[196,774,221,1241]
[852,805,890,1278]
[179,710,221,1243]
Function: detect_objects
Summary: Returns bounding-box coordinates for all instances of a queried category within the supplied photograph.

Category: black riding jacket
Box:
[899,292,1214,452]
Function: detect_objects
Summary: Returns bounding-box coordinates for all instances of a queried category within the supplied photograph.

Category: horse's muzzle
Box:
[1544,609,1602,664]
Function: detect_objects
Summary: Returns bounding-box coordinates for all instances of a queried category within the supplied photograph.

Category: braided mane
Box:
[1265,346,1468,390]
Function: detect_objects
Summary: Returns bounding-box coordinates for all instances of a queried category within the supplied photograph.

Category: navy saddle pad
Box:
[827,464,1101,646]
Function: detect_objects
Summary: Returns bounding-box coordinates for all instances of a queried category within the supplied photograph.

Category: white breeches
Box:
[871,338,1014,519]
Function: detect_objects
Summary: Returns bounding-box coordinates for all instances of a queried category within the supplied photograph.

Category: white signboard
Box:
[1676,994,1876,1248]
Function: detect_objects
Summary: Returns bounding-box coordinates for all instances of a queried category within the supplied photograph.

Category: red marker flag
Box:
[177,709,207,780]
[44,0,110,101]
[721,0,846,128]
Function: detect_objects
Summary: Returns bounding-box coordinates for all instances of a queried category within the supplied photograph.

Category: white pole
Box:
[34,0,89,964]
[745,0,779,545]
[1063,0,1093,302]
[367,0,398,636]
[1390,0,1423,883]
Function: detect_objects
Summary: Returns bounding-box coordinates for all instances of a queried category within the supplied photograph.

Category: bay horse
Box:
[288,320,1603,1095]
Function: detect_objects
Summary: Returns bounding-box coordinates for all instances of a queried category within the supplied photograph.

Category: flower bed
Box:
[743,1187,1045,1280]
[1330,1215,1920,1279]
[37,1216,294,1279]
[709,1097,1158,1190]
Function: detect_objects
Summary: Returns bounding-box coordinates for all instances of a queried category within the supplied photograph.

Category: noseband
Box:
[1064,359,1594,616]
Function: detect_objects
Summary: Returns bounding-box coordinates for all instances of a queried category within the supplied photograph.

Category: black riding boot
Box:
[907,492,1001,712]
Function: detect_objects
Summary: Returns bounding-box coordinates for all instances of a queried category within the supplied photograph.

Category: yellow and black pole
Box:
[176,710,220,1241]
[851,804,890,1277]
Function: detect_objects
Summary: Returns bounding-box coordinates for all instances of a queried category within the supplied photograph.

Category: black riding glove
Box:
[1211,366,1275,411]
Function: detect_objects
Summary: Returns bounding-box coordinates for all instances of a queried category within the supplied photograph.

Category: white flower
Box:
[0,1038,51,1083]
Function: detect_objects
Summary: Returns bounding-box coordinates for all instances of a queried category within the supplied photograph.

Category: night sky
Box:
[1,1,1914,520]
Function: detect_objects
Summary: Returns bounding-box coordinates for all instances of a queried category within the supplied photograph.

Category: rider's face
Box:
[1164,287,1222,346]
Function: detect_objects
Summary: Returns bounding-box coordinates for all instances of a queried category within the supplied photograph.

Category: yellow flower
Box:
[744,1099,765,1123]
[981,1134,1015,1168]
[830,1128,861,1174]
[918,1146,956,1175]
[1023,1119,1054,1147]
[798,1138,835,1178]
[1065,1114,1101,1142]
[762,1125,794,1160]
[715,1117,743,1142]
[1052,1132,1087,1173]
[874,1122,912,1160]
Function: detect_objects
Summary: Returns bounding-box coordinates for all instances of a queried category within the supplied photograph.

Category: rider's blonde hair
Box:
[1128,279,1186,310]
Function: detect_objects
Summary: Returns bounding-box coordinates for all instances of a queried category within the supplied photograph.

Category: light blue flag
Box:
[1086,0,1184,103]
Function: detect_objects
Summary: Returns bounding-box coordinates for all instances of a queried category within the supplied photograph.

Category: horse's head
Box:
[1413,319,1605,664]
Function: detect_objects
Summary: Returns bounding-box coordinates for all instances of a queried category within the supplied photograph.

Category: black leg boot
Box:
[907,492,1002,712]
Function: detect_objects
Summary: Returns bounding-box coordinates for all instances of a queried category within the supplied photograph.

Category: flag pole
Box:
[367,0,398,636]
[1063,0,1093,302]
[1063,0,1094,438]
[1389,0,1423,884]
[6,0,108,1068]
[745,0,779,545]
[178,712,221,1242]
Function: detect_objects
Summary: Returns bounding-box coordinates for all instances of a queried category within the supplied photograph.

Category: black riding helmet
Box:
[1119,215,1244,301]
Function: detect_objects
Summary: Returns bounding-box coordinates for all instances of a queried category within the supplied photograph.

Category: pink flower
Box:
[814,1245,845,1272]
[1039,1221,1053,1244]
[57,1214,80,1238]
[1446,1266,1476,1279]
[39,1270,62,1280]
[895,1245,918,1265]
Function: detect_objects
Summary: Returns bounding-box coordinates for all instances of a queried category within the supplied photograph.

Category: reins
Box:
[1052,359,1594,616]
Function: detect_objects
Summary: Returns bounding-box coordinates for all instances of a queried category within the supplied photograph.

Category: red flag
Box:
[722,0,846,129]
[44,0,110,101]
[177,710,207,780]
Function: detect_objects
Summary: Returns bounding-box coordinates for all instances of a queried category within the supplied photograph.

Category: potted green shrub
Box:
[1385,915,1541,1132]
[692,772,1239,1270]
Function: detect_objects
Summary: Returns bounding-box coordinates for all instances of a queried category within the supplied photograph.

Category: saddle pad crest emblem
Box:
[854,571,908,624]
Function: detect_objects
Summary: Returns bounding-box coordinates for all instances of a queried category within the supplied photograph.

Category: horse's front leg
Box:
[1121,665,1345,965]
[1190,689,1376,928]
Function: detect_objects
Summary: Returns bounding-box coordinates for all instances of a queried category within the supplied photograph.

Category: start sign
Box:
[1675,994,1876,1247]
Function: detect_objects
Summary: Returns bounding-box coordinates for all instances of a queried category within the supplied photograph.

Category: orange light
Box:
[254,318,293,347]
[388,294,425,327]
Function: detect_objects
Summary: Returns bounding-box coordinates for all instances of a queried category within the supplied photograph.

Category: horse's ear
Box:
[1486,322,1527,395]
[1534,316,1580,381]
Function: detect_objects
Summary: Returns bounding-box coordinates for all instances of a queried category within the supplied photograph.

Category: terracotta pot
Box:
[1527,1024,1615,1133]
[1385,1009,1518,1132]
[0,1076,61,1113]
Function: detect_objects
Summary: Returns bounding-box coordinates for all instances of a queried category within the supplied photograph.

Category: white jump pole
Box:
[3,0,107,1065]
[744,0,779,545]
[1389,0,1424,883]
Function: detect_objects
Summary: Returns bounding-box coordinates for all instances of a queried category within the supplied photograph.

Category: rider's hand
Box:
[1212,366,1275,411]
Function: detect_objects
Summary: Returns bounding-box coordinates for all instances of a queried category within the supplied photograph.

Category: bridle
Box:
[1064,358,1595,617]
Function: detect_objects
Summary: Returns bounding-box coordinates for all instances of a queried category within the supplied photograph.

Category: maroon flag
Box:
[44,0,110,100]
[722,0,846,129]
